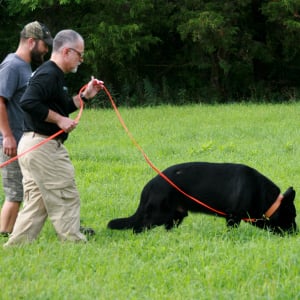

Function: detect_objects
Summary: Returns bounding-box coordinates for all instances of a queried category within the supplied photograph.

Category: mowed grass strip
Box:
[0,102,299,300]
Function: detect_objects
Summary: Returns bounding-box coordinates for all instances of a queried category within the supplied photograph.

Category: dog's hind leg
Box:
[133,225,146,234]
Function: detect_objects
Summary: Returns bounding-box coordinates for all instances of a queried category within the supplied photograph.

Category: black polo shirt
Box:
[20,60,77,142]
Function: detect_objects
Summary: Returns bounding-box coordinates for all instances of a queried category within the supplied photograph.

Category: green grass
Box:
[1,102,299,299]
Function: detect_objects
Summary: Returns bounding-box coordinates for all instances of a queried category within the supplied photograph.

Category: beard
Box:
[30,44,45,65]
[70,62,82,73]
[70,66,78,73]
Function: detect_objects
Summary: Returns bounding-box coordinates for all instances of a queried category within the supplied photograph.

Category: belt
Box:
[23,131,64,144]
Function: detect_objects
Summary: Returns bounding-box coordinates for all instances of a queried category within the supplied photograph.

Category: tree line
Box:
[1,0,300,106]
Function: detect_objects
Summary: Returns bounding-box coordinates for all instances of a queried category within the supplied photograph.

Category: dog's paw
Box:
[226,215,241,228]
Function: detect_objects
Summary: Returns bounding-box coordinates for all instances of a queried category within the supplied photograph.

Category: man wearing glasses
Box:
[4,29,104,246]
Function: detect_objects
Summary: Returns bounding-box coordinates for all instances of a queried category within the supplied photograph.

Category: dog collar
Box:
[263,193,284,220]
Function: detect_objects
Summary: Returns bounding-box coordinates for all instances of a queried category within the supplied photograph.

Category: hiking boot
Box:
[80,226,96,236]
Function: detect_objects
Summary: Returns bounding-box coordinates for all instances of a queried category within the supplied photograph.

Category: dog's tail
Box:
[107,212,142,233]
[107,214,138,230]
[108,183,151,231]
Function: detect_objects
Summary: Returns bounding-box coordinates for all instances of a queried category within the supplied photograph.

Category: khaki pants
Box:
[4,133,86,246]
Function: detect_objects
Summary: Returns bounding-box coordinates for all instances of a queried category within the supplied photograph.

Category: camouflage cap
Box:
[21,21,53,46]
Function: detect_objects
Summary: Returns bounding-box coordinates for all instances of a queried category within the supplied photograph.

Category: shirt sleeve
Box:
[20,72,50,121]
[0,64,19,101]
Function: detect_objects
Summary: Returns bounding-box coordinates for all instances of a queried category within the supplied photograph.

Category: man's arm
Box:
[45,109,78,133]
[44,77,104,133]
[72,77,104,108]
[0,97,12,137]
[0,96,17,157]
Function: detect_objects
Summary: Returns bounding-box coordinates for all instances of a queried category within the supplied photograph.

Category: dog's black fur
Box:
[108,162,297,234]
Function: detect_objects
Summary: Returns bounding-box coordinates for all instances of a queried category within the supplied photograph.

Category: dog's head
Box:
[268,187,297,234]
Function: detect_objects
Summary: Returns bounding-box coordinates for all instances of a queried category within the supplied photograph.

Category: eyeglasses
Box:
[69,47,84,59]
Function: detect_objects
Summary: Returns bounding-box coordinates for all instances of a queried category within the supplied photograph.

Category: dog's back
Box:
[159,162,279,212]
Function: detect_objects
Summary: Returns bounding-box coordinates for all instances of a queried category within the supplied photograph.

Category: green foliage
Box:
[89,22,159,65]
[0,103,300,299]
[1,0,300,104]
[5,0,85,15]
[262,0,300,62]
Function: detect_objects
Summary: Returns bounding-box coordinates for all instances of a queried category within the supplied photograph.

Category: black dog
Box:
[108,162,297,234]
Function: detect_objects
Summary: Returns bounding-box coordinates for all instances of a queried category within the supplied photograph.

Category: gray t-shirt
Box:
[0,53,32,145]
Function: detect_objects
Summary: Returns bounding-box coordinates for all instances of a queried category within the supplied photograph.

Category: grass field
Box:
[0,102,299,299]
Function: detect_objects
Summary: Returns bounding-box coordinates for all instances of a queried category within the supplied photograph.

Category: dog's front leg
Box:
[226,215,241,228]
[166,209,188,230]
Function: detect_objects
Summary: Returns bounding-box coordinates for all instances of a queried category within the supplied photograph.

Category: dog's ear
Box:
[283,187,296,202]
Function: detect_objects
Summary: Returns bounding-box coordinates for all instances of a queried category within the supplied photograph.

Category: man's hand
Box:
[82,76,104,99]
[2,135,17,157]
[46,110,78,133]
[57,116,78,133]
